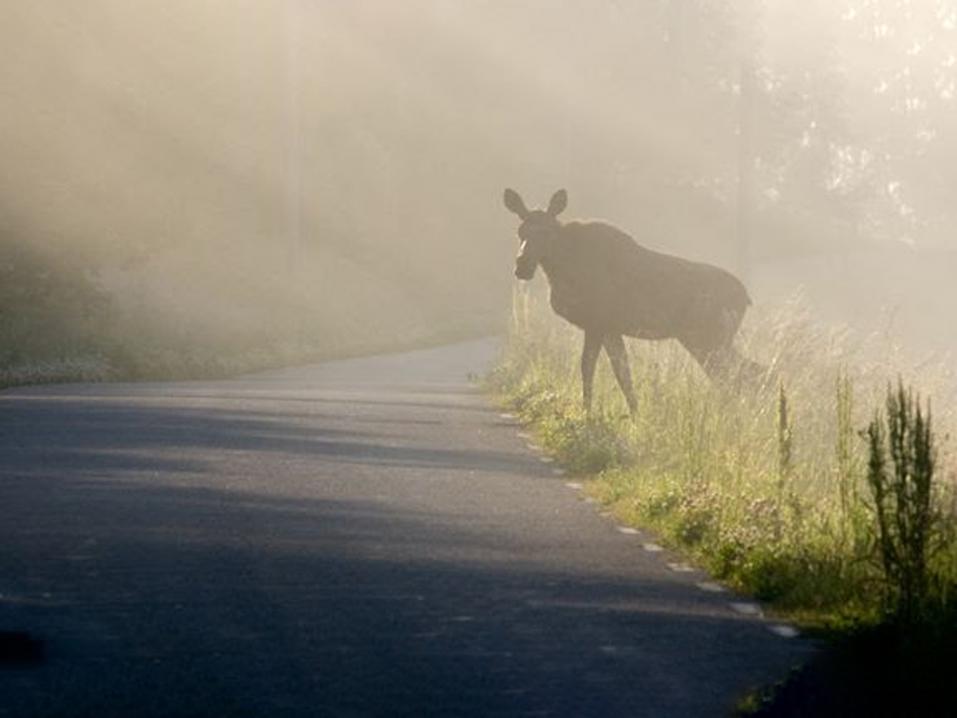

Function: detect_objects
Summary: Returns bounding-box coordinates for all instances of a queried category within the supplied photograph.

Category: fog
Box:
[1,1,955,373]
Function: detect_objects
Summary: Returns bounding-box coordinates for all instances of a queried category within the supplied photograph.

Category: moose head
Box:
[503,188,567,280]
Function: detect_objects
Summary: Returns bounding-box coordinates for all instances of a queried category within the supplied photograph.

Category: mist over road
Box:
[1,340,805,717]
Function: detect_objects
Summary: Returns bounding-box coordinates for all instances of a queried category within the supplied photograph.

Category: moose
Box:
[504,188,756,415]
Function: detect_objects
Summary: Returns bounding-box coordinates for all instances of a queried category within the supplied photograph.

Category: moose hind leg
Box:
[680,339,727,379]
[603,334,638,416]
[681,337,768,387]
[581,330,602,413]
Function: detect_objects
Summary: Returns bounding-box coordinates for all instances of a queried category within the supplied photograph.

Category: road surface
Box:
[0,339,807,717]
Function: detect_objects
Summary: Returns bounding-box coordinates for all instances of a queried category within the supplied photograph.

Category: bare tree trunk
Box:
[736,55,756,286]
[284,0,303,283]
[735,3,760,286]
[666,0,686,82]
[283,0,304,342]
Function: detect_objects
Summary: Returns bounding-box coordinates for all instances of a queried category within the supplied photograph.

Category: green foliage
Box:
[0,228,482,389]
[0,236,111,369]
[864,381,942,623]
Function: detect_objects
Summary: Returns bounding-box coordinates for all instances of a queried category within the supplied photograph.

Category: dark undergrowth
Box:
[737,610,957,717]
[0,233,493,389]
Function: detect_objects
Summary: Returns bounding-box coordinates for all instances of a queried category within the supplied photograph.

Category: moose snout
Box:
[514,240,538,280]
[514,254,537,280]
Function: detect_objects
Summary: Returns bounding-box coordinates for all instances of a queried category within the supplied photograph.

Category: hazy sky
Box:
[1,1,954,350]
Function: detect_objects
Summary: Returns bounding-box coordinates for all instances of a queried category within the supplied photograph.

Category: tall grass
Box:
[488,287,956,625]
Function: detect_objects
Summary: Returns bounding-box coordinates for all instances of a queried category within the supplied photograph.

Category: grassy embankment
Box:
[0,312,487,391]
[488,290,957,712]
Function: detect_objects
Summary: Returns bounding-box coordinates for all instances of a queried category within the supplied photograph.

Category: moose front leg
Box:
[603,334,638,417]
[581,330,602,414]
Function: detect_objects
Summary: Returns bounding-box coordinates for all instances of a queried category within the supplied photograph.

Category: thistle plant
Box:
[777,382,793,490]
[864,380,939,623]
[835,371,860,546]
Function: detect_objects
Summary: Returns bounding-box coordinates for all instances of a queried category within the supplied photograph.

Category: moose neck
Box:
[537,227,572,285]
[538,255,559,283]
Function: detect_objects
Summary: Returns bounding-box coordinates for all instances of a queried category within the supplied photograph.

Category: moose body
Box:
[505,188,753,414]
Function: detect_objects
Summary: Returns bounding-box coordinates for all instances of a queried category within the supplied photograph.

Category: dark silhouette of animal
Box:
[504,188,755,414]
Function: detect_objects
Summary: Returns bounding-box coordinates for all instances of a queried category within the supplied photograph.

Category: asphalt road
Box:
[0,339,808,717]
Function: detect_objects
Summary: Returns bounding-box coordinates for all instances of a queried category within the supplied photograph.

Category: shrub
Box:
[863,380,941,623]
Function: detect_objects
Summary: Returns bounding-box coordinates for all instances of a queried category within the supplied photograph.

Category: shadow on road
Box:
[1,478,804,718]
[1,397,534,477]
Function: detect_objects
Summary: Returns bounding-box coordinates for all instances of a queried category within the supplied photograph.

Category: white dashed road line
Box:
[768,625,799,639]
[730,602,763,617]
[534,440,799,643]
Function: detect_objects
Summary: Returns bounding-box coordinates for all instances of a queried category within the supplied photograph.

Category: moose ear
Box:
[547,189,568,217]
[503,188,529,219]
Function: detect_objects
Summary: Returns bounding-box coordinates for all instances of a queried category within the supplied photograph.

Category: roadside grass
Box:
[487,291,957,631]
[0,356,116,388]
[0,232,498,390]
[0,311,492,390]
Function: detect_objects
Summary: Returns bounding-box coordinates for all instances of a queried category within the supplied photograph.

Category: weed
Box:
[864,380,943,623]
